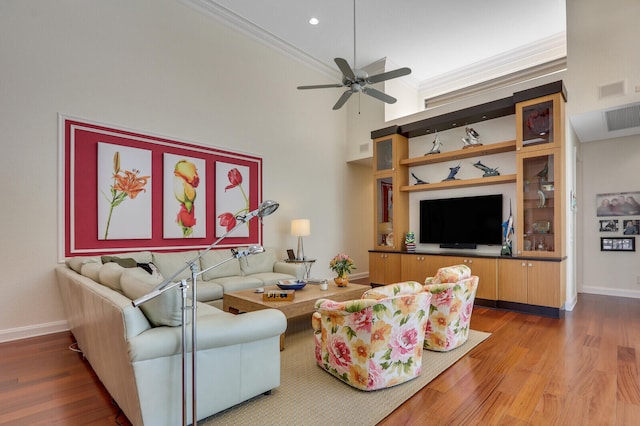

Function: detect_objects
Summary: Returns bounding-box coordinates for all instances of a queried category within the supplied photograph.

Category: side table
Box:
[285,258,316,280]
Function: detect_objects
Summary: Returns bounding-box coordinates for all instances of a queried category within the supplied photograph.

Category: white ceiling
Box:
[185,0,566,91]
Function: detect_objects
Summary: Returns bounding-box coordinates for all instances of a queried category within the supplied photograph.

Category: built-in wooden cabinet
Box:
[369,252,401,285]
[369,82,568,318]
[498,258,565,309]
[373,134,408,251]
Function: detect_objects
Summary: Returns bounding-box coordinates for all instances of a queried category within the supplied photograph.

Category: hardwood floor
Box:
[1,293,639,425]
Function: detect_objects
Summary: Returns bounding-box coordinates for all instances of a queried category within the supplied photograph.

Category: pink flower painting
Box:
[215,162,250,237]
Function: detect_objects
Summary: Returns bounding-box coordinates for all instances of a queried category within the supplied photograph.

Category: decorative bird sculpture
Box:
[461,127,482,148]
[425,132,442,155]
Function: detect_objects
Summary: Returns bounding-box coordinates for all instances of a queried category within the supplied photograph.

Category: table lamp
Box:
[378,221,392,245]
[291,219,310,260]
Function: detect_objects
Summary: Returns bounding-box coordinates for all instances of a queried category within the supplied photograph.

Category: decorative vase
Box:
[334,274,349,287]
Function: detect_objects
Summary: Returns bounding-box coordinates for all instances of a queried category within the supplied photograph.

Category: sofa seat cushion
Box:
[120,267,186,327]
[239,247,277,275]
[199,249,242,281]
[190,280,224,302]
[212,275,263,293]
[247,272,297,286]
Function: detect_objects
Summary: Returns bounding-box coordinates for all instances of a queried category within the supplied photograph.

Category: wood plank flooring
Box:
[1,293,639,425]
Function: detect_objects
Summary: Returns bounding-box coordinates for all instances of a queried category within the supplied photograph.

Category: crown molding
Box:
[180,0,340,81]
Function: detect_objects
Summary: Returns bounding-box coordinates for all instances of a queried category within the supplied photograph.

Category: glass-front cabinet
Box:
[373,134,408,251]
[515,92,564,152]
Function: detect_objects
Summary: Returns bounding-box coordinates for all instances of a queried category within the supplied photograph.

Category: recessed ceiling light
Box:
[309,17,319,25]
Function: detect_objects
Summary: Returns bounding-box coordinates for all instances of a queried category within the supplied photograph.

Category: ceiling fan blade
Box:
[297,84,344,90]
[366,67,412,84]
[333,90,353,110]
[334,58,355,81]
[363,87,397,104]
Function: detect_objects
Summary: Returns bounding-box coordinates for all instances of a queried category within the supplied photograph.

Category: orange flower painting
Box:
[98,143,152,240]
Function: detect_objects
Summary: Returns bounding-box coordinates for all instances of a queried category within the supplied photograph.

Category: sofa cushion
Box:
[431,264,471,284]
[239,247,277,275]
[152,250,200,282]
[99,262,126,292]
[120,267,186,327]
[80,262,102,283]
[189,280,224,302]
[199,249,242,281]
[212,275,263,293]
[66,256,101,274]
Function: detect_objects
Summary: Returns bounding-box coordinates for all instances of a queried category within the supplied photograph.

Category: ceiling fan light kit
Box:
[297,0,411,110]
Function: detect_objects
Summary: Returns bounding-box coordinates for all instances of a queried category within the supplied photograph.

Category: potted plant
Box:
[329,253,356,287]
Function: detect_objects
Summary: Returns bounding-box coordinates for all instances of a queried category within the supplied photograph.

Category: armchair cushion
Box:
[313,292,431,391]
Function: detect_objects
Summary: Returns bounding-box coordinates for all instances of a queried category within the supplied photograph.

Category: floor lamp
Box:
[132,200,279,426]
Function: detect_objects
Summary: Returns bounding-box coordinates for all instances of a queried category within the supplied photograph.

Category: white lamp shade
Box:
[291,219,311,236]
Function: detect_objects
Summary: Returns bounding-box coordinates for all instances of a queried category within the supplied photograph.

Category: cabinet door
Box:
[372,135,408,252]
[400,255,429,282]
[527,261,563,308]
[463,257,497,300]
[516,147,564,258]
[515,92,564,152]
[369,252,401,285]
[429,256,497,300]
[498,259,528,303]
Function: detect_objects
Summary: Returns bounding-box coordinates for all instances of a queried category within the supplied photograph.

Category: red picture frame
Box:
[60,116,263,258]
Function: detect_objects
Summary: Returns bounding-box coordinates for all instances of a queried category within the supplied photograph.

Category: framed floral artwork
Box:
[60,115,262,258]
[97,143,152,240]
[163,154,207,239]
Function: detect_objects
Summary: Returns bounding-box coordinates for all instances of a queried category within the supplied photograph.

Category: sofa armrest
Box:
[273,261,304,279]
[128,308,287,362]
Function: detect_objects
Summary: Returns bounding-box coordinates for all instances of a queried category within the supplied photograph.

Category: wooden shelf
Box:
[400,174,517,192]
[400,140,516,167]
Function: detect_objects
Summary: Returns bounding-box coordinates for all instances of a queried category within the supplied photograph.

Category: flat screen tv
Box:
[419,194,503,249]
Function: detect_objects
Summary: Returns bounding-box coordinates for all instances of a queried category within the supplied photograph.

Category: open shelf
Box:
[400,140,516,167]
[401,174,517,192]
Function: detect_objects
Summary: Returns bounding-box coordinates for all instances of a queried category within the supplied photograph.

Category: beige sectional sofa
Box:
[56,247,303,425]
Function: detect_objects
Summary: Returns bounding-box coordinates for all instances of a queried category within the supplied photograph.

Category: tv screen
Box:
[419,194,503,248]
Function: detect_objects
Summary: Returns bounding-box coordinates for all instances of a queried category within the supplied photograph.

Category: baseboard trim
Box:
[0,320,69,343]
[581,286,640,299]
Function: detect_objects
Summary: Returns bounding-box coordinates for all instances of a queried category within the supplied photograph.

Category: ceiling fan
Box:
[297,0,412,110]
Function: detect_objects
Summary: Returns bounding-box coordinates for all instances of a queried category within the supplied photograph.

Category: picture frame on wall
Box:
[623,220,640,235]
[600,237,635,252]
[60,115,263,258]
[599,220,619,232]
[596,191,640,216]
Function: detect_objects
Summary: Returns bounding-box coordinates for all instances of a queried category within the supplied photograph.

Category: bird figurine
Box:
[411,172,428,185]
[472,160,500,177]
[442,163,461,181]
[461,127,482,148]
[425,132,442,155]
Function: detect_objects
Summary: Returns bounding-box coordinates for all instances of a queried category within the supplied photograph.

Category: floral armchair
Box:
[312,288,431,391]
[422,264,478,352]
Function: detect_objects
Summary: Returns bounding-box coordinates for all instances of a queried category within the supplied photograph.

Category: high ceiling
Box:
[186,0,566,91]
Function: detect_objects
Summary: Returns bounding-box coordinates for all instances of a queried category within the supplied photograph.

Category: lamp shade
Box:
[291,219,311,236]
[378,222,393,234]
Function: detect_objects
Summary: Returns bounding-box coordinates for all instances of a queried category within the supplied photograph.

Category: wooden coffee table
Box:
[223,282,370,349]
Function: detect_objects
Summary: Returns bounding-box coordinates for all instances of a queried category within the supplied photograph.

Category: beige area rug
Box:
[203,318,490,425]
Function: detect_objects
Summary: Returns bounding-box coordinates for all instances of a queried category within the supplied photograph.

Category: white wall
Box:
[567,0,640,299]
[0,0,372,341]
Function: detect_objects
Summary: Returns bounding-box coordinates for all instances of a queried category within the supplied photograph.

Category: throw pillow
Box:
[120,267,186,327]
[101,255,137,268]
[199,249,242,281]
